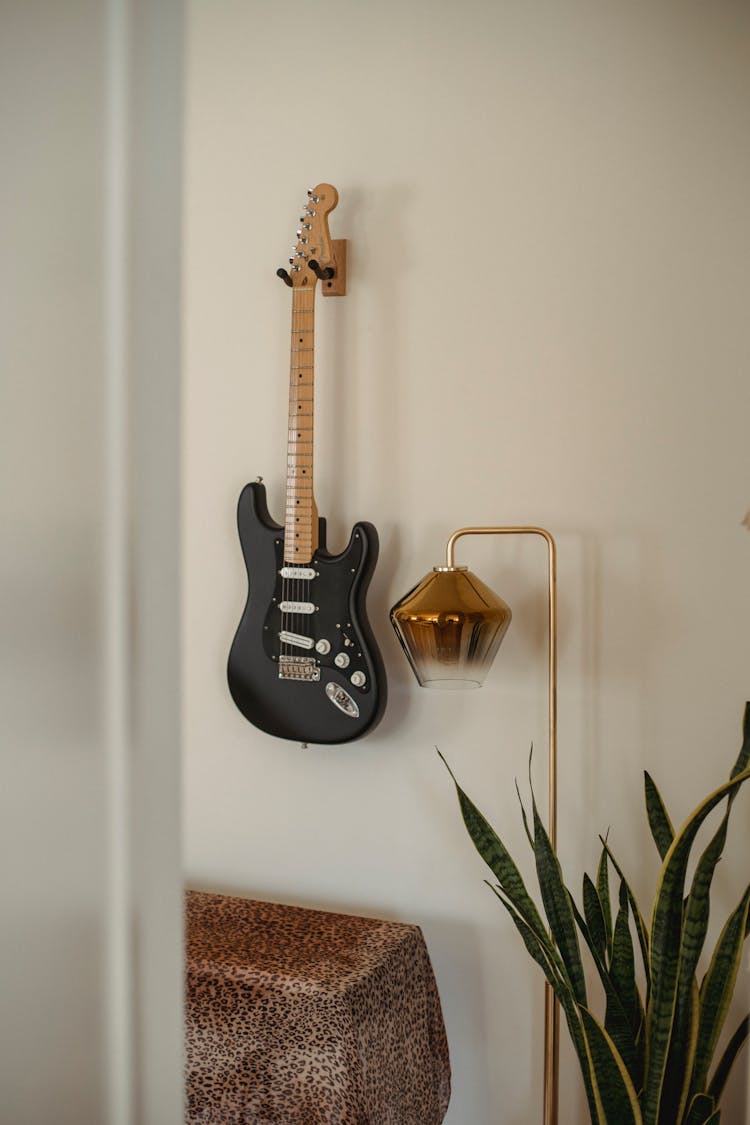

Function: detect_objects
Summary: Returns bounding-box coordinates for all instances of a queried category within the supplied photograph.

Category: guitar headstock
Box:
[283,183,338,288]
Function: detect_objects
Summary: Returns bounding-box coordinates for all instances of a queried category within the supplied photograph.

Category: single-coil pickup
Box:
[279,566,317,580]
[279,601,315,615]
[278,655,320,681]
[279,630,314,650]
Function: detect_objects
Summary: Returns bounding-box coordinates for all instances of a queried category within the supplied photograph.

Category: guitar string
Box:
[284,288,318,670]
[297,295,304,653]
[295,291,303,658]
[293,290,307,662]
[294,290,311,664]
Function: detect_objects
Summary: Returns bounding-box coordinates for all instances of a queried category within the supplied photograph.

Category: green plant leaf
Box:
[731,702,750,780]
[570,893,641,1086]
[610,882,647,1093]
[439,751,549,946]
[579,1005,643,1124]
[666,808,731,1121]
[514,777,535,851]
[683,1093,716,1125]
[670,707,750,1118]
[584,873,609,964]
[597,843,614,961]
[600,838,651,1002]
[487,884,603,1125]
[677,812,730,1006]
[706,1013,749,1105]
[644,771,675,861]
[691,885,750,1096]
[684,980,702,1123]
[531,787,588,1007]
[642,766,750,1125]
[661,977,700,1125]
[681,701,750,995]
[611,879,642,1036]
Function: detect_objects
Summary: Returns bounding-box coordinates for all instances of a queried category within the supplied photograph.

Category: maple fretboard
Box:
[284,286,318,563]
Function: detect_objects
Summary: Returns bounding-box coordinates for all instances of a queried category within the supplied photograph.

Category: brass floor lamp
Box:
[390,526,559,1125]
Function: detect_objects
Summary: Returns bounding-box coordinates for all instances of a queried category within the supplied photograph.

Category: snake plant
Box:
[442,704,750,1124]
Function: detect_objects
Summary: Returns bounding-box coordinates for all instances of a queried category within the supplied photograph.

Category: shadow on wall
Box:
[323,181,414,535]
[320,182,418,743]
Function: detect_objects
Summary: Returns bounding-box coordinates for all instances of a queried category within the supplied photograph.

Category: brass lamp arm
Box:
[444,525,559,1125]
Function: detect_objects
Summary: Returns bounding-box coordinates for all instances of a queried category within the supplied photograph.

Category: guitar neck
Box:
[284,285,318,563]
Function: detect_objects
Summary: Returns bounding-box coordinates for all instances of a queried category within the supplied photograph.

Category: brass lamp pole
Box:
[390,526,559,1125]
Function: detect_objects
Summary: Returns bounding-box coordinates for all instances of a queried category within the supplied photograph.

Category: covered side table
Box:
[185,890,451,1124]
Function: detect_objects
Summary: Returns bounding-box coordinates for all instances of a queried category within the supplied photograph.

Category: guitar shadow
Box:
[319,182,417,741]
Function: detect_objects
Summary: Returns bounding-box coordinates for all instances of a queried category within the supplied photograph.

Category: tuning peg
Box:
[276,268,293,287]
[307,190,320,203]
[308,259,335,281]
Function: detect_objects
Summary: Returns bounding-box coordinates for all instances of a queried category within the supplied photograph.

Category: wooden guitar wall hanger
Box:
[227,184,387,746]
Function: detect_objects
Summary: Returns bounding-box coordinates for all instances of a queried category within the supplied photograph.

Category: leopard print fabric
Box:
[185,891,451,1124]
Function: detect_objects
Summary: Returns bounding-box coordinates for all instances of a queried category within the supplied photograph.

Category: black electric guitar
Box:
[227,184,387,745]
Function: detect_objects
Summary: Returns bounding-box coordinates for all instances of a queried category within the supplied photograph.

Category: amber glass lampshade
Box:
[390,567,512,689]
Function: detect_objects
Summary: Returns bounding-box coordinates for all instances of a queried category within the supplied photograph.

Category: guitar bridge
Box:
[278,655,320,682]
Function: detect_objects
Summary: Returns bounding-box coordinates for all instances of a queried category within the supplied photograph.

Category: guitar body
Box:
[227,482,386,744]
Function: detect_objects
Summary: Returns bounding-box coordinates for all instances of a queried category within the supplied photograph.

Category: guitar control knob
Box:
[350,670,366,689]
[315,638,331,655]
[334,652,350,669]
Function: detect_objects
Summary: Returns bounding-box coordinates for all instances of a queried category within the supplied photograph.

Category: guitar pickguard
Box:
[261,535,373,696]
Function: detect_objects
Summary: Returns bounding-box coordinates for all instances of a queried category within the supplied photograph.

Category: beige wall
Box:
[183,2,750,1119]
